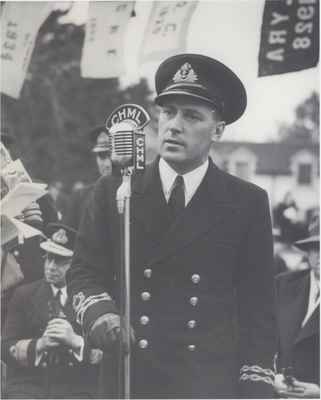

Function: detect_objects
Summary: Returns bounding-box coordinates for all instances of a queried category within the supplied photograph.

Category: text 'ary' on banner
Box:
[81,1,133,79]
[258,0,319,77]
[139,1,198,64]
[0,2,52,99]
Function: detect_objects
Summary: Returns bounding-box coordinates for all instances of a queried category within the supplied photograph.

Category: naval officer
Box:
[67,53,277,398]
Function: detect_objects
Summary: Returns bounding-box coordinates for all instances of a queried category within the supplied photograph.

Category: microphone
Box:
[106,104,150,173]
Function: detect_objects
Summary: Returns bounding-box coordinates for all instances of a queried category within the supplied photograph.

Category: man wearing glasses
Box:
[2,223,101,399]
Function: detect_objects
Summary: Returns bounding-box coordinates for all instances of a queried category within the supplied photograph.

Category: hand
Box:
[90,313,135,352]
[18,201,43,229]
[36,335,60,353]
[44,318,81,351]
[275,375,320,398]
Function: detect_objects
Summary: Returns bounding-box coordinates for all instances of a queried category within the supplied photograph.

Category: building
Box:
[211,141,319,215]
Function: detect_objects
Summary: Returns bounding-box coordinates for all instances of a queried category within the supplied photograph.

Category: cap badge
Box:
[52,229,68,245]
[173,63,198,83]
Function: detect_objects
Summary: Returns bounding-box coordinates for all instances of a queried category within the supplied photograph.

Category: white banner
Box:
[139,1,198,63]
[0,2,52,99]
[81,1,133,78]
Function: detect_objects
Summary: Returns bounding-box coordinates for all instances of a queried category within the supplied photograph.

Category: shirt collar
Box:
[310,269,319,296]
[159,158,209,205]
[50,284,67,305]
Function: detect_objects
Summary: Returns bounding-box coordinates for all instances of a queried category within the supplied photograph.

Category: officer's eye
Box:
[184,111,202,121]
[161,107,175,117]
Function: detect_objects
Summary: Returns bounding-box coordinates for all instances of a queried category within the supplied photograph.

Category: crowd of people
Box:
[1,53,319,399]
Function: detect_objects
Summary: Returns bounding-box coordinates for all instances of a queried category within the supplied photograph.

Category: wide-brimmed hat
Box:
[40,223,77,257]
[155,53,247,125]
[294,214,319,251]
[89,125,111,153]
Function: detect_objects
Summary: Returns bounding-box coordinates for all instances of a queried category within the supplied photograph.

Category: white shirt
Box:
[51,284,68,307]
[301,270,320,327]
[159,158,209,206]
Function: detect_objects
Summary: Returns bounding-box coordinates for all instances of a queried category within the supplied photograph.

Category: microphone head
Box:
[106,104,150,171]
[110,121,135,168]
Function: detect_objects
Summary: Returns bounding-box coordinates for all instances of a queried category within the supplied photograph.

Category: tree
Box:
[1,10,154,188]
[277,91,319,143]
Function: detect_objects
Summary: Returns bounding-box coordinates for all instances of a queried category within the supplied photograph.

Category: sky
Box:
[57,0,319,142]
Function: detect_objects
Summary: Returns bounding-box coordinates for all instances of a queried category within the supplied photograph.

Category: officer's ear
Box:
[211,120,225,143]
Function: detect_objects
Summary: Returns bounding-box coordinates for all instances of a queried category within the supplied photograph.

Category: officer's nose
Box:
[168,111,184,134]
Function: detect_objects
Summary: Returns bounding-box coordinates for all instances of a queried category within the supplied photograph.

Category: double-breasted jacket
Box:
[67,157,277,398]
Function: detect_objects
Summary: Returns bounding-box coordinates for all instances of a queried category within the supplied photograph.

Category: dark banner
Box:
[258,0,319,77]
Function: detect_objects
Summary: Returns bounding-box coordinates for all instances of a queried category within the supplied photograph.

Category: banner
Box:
[0,2,52,99]
[258,0,319,77]
[81,2,133,78]
[139,1,198,63]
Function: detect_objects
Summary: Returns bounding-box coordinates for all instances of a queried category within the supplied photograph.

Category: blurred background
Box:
[1,1,319,271]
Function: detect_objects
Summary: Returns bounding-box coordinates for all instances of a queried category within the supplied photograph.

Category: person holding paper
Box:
[2,223,102,399]
[67,53,277,398]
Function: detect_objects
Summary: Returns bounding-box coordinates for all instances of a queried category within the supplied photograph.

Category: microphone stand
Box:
[116,166,133,399]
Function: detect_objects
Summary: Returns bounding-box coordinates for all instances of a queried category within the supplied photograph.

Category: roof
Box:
[212,141,319,175]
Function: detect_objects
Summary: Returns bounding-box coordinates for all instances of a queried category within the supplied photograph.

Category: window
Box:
[235,161,250,181]
[297,163,312,185]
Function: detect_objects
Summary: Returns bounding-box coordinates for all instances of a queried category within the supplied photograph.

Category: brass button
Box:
[138,339,148,349]
[68,361,74,367]
[68,349,73,354]
[42,362,48,368]
[187,320,196,329]
[191,274,200,284]
[140,315,149,325]
[141,291,151,301]
[187,345,196,351]
[13,250,19,257]
[190,297,198,306]
[144,269,152,278]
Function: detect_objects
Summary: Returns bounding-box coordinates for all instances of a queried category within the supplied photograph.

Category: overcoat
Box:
[275,270,320,384]
[67,157,277,398]
[2,279,101,399]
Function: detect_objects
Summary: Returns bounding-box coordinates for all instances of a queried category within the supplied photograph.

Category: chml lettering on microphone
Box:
[110,106,146,128]
[106,104,151,173]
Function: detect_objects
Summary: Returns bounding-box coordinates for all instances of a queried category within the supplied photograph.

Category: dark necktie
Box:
[49,289,65,319]
[55,289,62,307]
[168,175,185,217]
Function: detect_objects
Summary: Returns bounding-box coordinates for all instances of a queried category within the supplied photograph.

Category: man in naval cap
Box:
[67,53,276,398]
[2,223,102,398]
[64,125,112,230]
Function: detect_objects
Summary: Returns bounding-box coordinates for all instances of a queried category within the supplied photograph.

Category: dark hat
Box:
[40,223,77,257]
[294,214,319,251]
[155,53,247,125]
[89,125,111,153]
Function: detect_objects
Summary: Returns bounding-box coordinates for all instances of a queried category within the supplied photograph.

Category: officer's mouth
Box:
[164,139,184,147]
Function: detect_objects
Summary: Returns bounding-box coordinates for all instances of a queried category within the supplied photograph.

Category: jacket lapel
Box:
[133,158,229,266]
[131,158,172,244]
[295,274,320,343]
[30,281,53,327]
[279,273,310,348]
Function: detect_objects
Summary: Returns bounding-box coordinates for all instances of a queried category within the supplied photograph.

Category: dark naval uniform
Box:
[67,157,277,398]
[275,270,319,385]
[2,279,101,399]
